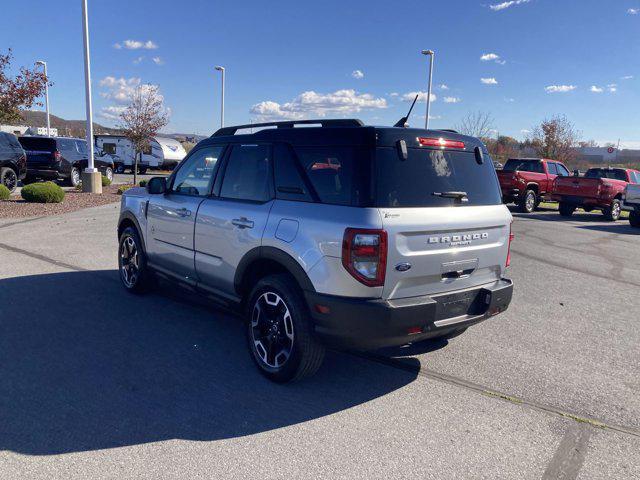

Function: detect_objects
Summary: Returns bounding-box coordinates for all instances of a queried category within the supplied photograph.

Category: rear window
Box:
[585,168,628,181]
[18,137,56,153]
[503,159,544,173]
[375,148,502,208]
[293,146,371,206]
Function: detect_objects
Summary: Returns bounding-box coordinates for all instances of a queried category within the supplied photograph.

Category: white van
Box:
[95,135,186,173]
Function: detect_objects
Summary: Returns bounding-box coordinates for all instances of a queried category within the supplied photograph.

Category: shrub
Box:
[138,179,147,187]
[102,175,112,187]
[117,184,134,195]
[0,184,10,200]
[21,182,65,203]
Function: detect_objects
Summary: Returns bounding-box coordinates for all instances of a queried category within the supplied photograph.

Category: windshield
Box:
[503,159,544,173]
[375,148,502,207]
[584,169,628,181]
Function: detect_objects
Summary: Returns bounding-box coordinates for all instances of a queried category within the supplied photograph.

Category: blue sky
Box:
[2,0,639,146]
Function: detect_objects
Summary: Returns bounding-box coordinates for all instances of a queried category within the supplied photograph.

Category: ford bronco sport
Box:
[117,119,514,382]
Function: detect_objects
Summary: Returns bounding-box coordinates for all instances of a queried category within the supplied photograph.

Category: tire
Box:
[518,189,536,213]
[603,199,621,221]
[67,166,81,187]
[582,206,593,213]
[104,167,114,182]
[118,226,155,294]
[245,274,325,383]
[558,202,576,217]
[0,167,18,193]
[630,211,640,228]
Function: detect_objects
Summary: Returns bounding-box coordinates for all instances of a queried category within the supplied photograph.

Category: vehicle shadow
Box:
[577,224,639,235]
[0,270,418,456]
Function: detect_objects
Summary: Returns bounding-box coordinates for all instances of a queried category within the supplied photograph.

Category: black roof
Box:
[202,119,486,152]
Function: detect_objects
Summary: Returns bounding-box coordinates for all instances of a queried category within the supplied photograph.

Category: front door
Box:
[195,144,274,297]
[146,145,224,283]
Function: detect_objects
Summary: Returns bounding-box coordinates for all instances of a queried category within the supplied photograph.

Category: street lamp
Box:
[421,50,435,130]
[214,66,225,128]
[35,61,51,137]
[80,0,101,193]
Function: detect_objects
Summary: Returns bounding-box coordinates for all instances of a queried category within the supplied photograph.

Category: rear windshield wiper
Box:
[432,191,469,202]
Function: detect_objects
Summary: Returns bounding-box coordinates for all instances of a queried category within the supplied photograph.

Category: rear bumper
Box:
[26,168,61,180]
[305,278,513,350]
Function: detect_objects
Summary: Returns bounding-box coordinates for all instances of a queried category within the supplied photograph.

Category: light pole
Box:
[214,66,225,128]
[35,61,51,137]
[421,50,435,130]
[81,0,101,193]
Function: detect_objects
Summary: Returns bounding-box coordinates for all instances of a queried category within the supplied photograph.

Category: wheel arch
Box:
[234,247,316,300]
[117,211,147,254]
[526,183,539,193]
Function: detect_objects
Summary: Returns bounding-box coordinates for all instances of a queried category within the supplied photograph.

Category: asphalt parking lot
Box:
[0,205,638,479]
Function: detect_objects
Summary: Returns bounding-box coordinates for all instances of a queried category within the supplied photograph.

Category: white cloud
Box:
[152,57,165,66]
[351,69,364,79]
[480,53,498,61]
[443,96,461,103]
[607,84,617,92]
[99,105,126,121]
[481,77,498,85]
[544,85,576,93]
[621,75,634,80]
[133,56,144,65]
[520,129,530,134]
[590,85,603,93]
[250,89,387,120]
[401,91,437,103]
[505,97,515,102]
[628,8,639,14]
[489,0,530,11]
[438,84,449,90]
[99,76,143,104]
[116,39,158,50]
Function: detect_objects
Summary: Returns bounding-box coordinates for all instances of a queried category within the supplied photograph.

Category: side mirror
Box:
[147,176,167,194]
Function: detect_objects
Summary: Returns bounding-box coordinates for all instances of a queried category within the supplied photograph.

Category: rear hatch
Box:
[18,137,58,168]
[375,145,511,300]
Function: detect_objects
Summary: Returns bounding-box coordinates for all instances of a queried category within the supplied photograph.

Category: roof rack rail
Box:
[212,119,364,137]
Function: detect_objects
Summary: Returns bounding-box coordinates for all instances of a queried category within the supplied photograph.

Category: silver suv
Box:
[117,119,514,382]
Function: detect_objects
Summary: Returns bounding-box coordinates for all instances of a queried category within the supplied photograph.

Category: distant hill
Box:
[19,110,121,136]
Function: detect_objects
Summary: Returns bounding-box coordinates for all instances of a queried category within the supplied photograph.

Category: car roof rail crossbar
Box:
[212,119,364,137]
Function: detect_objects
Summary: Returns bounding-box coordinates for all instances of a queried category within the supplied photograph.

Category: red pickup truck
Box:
[497,158,571,213]
[552,167,640,220]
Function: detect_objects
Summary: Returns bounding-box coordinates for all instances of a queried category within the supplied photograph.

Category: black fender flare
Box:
[234,246,316,295]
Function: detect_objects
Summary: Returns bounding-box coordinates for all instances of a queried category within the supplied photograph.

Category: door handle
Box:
[232,217,254,229]
[176,208,191,217]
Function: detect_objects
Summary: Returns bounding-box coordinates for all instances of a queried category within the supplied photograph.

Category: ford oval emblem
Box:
[395,262,412,272]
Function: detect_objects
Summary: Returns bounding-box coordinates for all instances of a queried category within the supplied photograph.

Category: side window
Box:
[58,139,72,153]
[220,144,272,202]
[274,143,313,202]
[171,145,224,197]
[547,162,558,175]
[557,164,570,176]
[102,143,116,155]
[142,143,152,155]
[75,141,87,155]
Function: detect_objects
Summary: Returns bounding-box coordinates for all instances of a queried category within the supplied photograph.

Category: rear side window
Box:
[503,159,544,173]
[293,146,371,206]
[18,137,56,153]
[220,144,272,202]
[547,163,558,175]
[75,141,87,155]
[273,143,313,202]
[375,148,502,208]
[0,133,24,155]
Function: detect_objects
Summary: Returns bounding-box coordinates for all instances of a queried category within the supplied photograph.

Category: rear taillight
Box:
[52,150,62,162]
[342,228,387,287]
[418,137,465,149]
[506,223,514,268]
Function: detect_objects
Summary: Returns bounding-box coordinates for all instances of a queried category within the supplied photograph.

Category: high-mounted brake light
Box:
[506,223,514,268]
[342,228,387,287]
[418,137,465,149]
[52,150,62,162]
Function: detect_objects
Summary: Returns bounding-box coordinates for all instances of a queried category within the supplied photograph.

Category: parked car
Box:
[622,183,640,227]
[552,167,640,220]
[0,132,27,193]
[497,158,571,213]
[117,119,514,382]
[18,136,114,187]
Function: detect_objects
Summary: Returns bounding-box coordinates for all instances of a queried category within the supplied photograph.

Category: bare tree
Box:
[528,115,580,165]
[455,111,495,139]
[119,85,168,184]
[0,49,50,123]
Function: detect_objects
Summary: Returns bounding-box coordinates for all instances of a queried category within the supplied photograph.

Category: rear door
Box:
[195,144,275,297]
[375,147,511,300]
[146,145,223,282]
